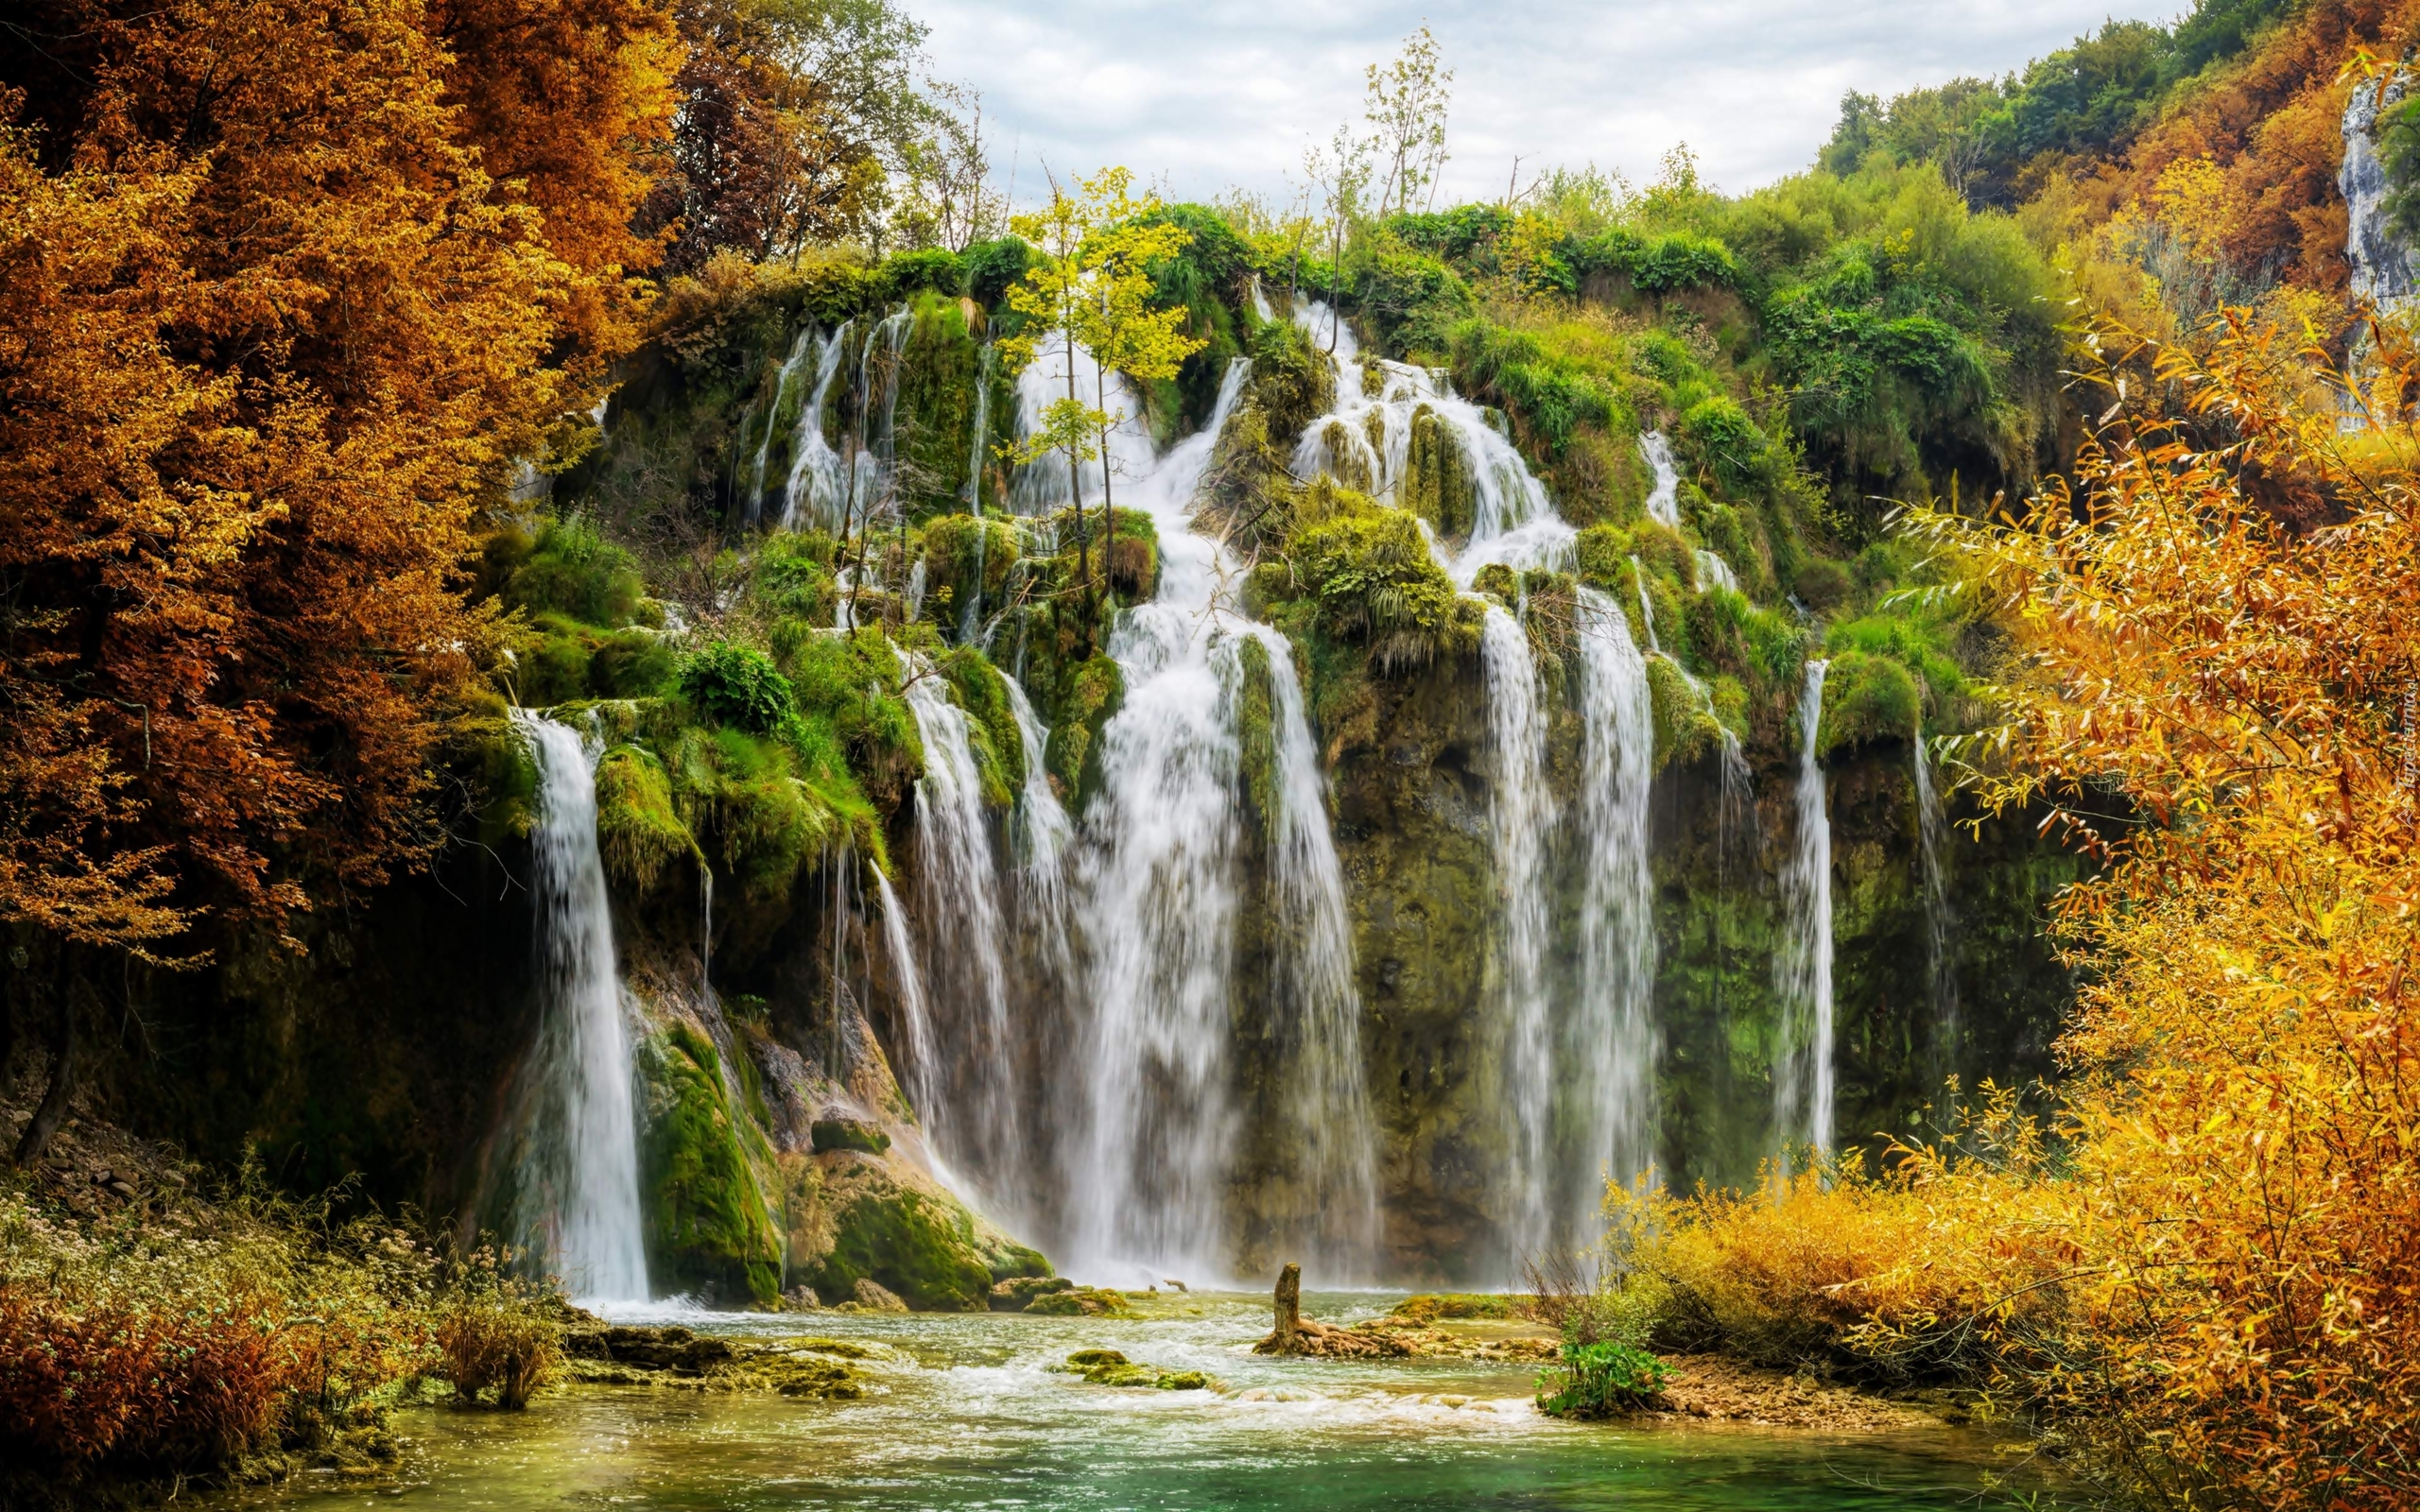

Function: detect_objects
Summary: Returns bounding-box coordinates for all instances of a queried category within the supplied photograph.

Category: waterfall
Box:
[900,658,1018,1195]
[507,709,648,1303]
[1250,623,1380,1275]
[699,864,714,1002]
[871,866,942,1121]
[1695,549,1738,593]
[781,319,852,532]
[1630,555,1662,654]
[748,328,816,524]
[1913,723,1960,1088]
[961,344,995,642]
[1569,588,1658,1221]
[1774,662,1835,1165]
[1288,301,1555,542]
[1007,333,1157,518]
[1478,605,1556,1265]
[1005,675,1078,980]
[1640,431,1681,527]
[1280,291,1677,1270]
[1054,353,1375,1280]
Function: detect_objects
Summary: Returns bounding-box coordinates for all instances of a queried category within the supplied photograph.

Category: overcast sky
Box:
[917,0,2180,211]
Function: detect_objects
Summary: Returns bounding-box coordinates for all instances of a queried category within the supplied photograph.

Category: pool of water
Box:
[229,1293,2032,1511]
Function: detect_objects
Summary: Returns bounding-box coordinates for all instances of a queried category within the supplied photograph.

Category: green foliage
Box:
[1679,395,1768,490]
[504,516,648,627]
[594,746,698,890]
[1816,1,2292,206]
[786,628,924,813]
[1272,481,1482,672]
[959,237,1032,308]
[873,248,964,303]
[682,642,795,733]
[1356,249,1477,357]
[1815,649,1921,757]
[749,531,838,623]
[1535,1340,1675,1418]
[1647,656,1722,769]
[638,1022,783,1309]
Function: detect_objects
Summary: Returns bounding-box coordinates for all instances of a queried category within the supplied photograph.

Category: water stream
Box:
[1913,725,1959,1091]
[1774,662,1836,1164]
[1287,300,1662,1269]
[219,1298,2024,1512]
[901,657,1021,1204]
[505,709,648,1304]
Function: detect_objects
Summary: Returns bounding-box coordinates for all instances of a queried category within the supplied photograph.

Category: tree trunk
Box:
[13,957,77,1166]
[1271,1261,1302,1349]
[1095,362,1115,621]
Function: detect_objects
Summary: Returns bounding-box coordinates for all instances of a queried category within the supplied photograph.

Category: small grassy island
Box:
[4,1,2416,1509]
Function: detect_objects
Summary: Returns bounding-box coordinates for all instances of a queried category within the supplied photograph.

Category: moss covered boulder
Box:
[802,1158,1003,1312]
[637,1022,784,1308]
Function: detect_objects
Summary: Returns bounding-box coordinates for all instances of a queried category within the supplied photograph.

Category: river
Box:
[221,1293,2032,1511]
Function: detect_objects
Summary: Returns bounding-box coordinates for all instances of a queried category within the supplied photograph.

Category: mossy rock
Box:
[1401,406,1475,538]
[1816,650,1920,758]
[804,1161,996,1312]
[595,745,698,892]
[1646,656,1722,770]
[1024,1285,1133,1318]
[809,1119,890,1155]
[637,1022,783,1308]
[1049,1349,1209,1389]
[1045,655,1124,803]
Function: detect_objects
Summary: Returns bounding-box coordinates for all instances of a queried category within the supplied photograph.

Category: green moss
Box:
[786,628,924,814]
[1045,655,1124,802]
[1269,480,1482,673]
[683,642,795,733]
[938,646,1023,808]
[920,514,1021,633]
[505,516,649,627]
[595,746,698,891]
[1233,635,1279,840]
[639,1022,783,1308]
[1646,656,1722,769]
[1400,407,1476,538]
[807,1168,996,1312]
[1816,649,1920,757]
[1105,507,1160,603]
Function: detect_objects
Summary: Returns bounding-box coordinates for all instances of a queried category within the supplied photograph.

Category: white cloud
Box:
[916,0,2177,208]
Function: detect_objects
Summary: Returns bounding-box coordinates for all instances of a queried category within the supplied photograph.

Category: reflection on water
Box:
[227,1294,2030,1511]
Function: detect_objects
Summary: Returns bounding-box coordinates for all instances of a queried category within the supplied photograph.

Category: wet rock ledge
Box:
[562,1323,868,1398]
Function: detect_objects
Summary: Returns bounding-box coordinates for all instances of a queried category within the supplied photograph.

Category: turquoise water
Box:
[230,1294,2031,1511]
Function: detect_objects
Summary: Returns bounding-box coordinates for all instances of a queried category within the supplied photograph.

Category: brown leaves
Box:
[0,0,670,952]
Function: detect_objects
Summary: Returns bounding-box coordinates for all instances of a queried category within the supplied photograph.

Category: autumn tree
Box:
[0,0,671,1160]
[638,0,930,271]
[1898,308,2420,1506]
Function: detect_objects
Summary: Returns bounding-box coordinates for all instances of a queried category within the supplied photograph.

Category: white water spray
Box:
[1640,431,1682,528]
[1569,588,1659,1218]
[1913,722,1960,1083]
[1774,662,1835,1164]
[509,709,648,1303]
[900,659,1019,1194]
[1478,604,1556,1263]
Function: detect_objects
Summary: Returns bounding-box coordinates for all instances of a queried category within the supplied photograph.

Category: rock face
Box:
[2342,65,2420,309]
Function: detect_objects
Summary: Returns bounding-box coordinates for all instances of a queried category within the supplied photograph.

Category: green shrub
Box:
[1279,483,1481,672]
[1816,648,1920,756]
[682,643,795,733]
[507,517,646,627]
[1535,1340,1675,1418]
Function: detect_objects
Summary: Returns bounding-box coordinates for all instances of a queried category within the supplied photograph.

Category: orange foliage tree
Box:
[0,0,676,1153]
[1888,310,2420,1507]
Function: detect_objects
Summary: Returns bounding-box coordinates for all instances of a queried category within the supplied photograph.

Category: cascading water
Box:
[871,867,942,1124]
[507,709,648,1303]
[900,659,1019,1199]
[1774,662,1835,1164]
[1287,297,1661,1269]
[960,344,996,643]
[1630,555,1662,654]
[1479,604,1557,1265]
[1913,722,1960,1087]
[748,329,816,524]
[1640,431,1682,527]
[1695,548,1739,593]
[1568,588,1659,1218]
[782,319,853,531]
[1044,352,1376,1280]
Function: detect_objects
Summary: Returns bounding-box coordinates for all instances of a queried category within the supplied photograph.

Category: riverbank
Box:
[204,1296,2033,1512]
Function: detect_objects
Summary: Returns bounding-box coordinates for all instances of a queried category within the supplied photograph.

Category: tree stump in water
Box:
[1253,1262,1409,1358]
[1272,1262,1302,1349]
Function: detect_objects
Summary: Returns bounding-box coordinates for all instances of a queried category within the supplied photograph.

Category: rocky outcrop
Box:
[2342,63,2420,309]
